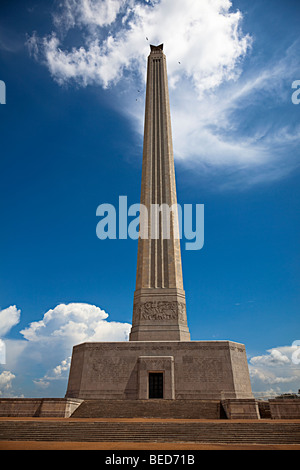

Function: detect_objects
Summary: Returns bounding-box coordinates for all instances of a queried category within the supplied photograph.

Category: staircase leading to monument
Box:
[70,399,224,419]
[0,420,299,444]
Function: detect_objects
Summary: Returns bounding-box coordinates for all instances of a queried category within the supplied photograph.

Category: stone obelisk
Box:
[129,44,190,341]
[65,44,256,413]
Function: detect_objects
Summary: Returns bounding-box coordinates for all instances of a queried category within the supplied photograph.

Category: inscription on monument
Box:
[182,358,224,383]
[133,301,187,323]
[88,358,132,383]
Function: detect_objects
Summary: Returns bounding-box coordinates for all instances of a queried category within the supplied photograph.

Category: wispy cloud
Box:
[28,0,250,90]
[26,0,300,188]
[0,25,23,53]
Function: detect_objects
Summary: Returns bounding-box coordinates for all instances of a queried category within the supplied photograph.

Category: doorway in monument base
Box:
[138,356,175,400]
[149,372,164,399]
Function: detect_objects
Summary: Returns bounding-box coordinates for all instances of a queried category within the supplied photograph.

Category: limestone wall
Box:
[66,340,254,400]
[0,398,82,417]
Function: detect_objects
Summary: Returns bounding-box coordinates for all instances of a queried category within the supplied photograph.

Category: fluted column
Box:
[130,44,190,341]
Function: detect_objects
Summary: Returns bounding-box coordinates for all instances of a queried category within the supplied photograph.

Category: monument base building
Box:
[66,341,253,401]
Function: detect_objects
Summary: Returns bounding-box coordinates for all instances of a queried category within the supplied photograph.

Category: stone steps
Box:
[0,421,299,444]
[71,399,223,419]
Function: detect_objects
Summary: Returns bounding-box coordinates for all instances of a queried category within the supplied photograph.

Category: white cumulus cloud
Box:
[250,348,290,367]
[0,305,21,337]
[0,370,15,396]
[1,302,131,396]
[20,302,130,345]
[249,344,300,398]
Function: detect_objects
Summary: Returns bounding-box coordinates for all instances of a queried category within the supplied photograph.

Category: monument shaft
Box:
[129,45,190,341]
[65,45,256,410]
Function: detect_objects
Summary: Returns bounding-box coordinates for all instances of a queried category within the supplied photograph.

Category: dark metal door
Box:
[149,372,163,399]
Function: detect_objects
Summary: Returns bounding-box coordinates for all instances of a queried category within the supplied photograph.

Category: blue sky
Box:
[0,0,299,398]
